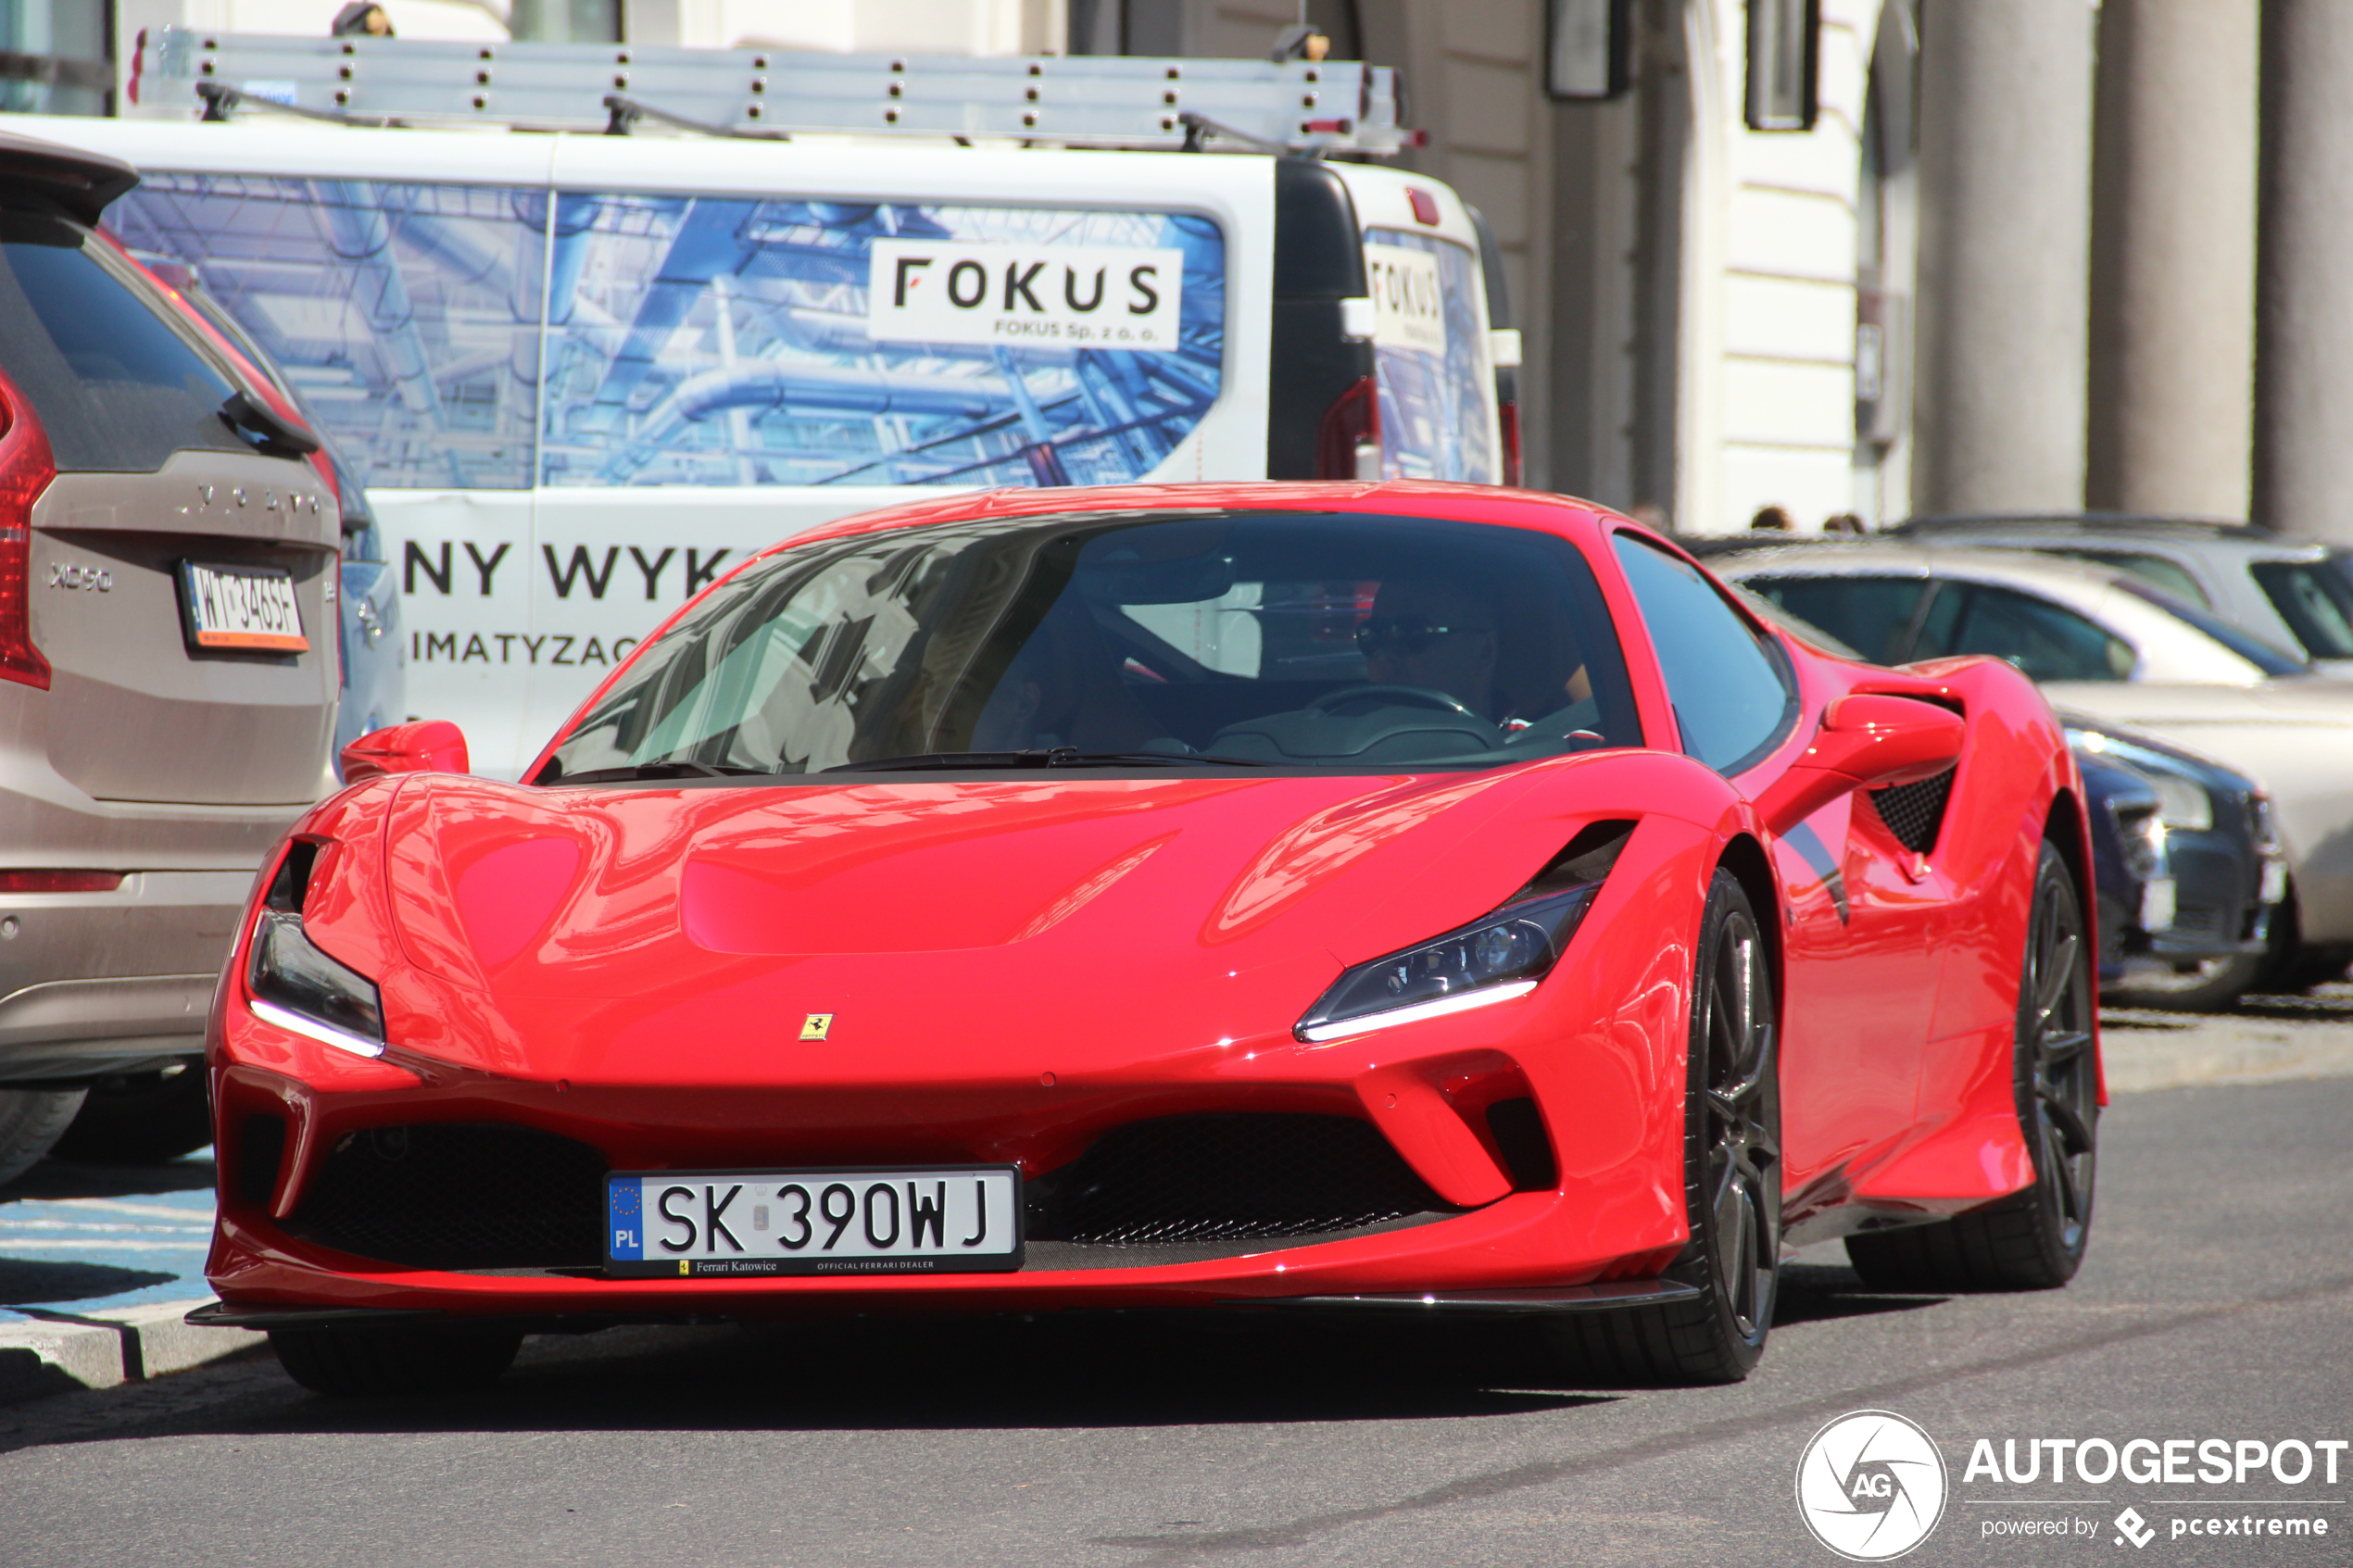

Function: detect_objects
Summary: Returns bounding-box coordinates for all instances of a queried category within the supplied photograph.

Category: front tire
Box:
[270,1325,524,1397]
[1848,838,2096,1290]
[1547,870,1781,1384]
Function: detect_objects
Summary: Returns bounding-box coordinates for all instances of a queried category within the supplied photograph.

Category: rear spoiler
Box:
[0,130,138,224]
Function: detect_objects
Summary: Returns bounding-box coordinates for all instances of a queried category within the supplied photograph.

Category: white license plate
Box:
[2260,859,2289,906]
[606,1167,1024,1278]
[2140,877,2176,932]
[176,560,307,652]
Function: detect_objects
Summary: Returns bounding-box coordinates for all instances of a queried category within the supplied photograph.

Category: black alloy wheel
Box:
[1849,838,2096,1290]
[1547,870,1781,1384]
[1699,883,1782,1348]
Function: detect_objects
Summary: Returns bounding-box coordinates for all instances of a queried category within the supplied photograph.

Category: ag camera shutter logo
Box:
[1795,1410,1949,1561]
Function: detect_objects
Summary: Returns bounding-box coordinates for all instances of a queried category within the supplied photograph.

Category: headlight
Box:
[1296,884,1601,1042]
[2108,799,2164,880]
[246,844,386,1059]
[2145,772,2212,833]
[2246,791,2281,852]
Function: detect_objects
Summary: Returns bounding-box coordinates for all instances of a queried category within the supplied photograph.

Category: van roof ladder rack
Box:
[133,29,1416,157]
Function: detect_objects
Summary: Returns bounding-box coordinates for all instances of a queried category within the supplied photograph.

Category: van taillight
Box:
[1499,400,1523,487]
[1316,375,1382,481]
[0,373,56,691]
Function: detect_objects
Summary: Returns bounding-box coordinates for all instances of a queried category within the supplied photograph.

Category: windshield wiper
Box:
[825,747,1265,773]
[555,759,773,784]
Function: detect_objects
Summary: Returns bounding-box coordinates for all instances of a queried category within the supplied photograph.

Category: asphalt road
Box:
[1,999,2347,1568]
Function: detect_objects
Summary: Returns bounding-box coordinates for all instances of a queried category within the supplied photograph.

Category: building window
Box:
[1745,0,1819,131]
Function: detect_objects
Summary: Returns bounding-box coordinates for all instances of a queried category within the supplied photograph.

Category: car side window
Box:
[1612,534,1794,772]
[1742,574,1927,665]
[2251,560,2353,660]
[2050,549,2209,608]
[1912,583,2136,682]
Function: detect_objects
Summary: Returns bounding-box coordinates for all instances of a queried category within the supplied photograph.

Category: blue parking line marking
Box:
[0,1153,220,1317]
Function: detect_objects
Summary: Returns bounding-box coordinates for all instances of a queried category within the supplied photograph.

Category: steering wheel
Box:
[1309,684,1486,721]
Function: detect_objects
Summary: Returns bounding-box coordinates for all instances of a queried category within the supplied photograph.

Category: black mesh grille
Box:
[1868,769,1955,853]
[293,1123,607,1269]
[2170,902,2225,940]
[1025,1113,1448,1246]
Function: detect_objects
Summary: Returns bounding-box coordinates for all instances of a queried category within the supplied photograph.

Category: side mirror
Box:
[1755,694,1964,836]
[340,721,469,785]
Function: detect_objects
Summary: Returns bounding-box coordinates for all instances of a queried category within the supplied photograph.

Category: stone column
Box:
[1911,0,2097,514]
[2086,0,2259,520]
[2254,3,2353,544]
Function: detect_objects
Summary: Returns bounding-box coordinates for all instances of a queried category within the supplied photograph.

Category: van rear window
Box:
[0,209,247,474]
[1363,229,1497,483]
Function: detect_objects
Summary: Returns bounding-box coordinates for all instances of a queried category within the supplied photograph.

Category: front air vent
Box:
[1868,768,1954,854]
[292,1123,607,1269]
[1025,1112,1449,1246]
[235,1113,286,1210]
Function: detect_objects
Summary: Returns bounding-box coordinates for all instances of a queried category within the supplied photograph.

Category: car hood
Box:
[375,766,1592,1008]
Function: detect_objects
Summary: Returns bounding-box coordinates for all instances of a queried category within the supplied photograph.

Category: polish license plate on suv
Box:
[605,1167,1024,1278]
[176,561,308,652]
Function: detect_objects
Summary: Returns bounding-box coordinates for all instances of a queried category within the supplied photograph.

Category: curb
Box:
[0,1299,263,1404]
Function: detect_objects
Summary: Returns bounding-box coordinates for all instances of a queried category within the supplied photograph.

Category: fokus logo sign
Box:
[1795,1411,1950,1561]
[868,240,1185,350]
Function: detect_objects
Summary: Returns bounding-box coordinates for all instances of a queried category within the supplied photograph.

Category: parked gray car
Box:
[1890,514,2353,674]
[1712,540,2353,991]
[0,132,339,1180]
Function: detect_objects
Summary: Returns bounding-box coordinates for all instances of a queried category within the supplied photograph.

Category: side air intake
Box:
[1868,768,1954,854]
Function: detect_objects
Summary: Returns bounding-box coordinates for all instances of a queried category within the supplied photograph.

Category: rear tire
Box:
[2102,950,2265,1013]
[0,1087,90,1186]
[51,1062,213,1164]
[270,1326,524,1397]
[1545,870,1780,1384]
[1848,839,2095,1291]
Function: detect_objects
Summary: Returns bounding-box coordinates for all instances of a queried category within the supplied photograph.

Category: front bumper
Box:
[205,998,1695,1321]
[189,1275,1705,1332]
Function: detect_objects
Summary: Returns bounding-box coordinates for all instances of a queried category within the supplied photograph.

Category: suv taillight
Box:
[1499,399,1523,487]
[1316,375,1382,481]
[0,372,56,691]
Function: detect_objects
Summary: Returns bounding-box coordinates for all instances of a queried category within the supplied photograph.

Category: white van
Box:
[6,112,1515,775]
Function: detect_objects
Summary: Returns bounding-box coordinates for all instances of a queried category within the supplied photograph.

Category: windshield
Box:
[0,210,249,473]
[539,509,1641,780]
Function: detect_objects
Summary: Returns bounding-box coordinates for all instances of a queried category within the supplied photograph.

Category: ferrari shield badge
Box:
[799,1013,834,1041]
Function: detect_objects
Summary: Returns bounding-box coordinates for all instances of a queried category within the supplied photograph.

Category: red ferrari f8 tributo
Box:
[202,483,2100,1393]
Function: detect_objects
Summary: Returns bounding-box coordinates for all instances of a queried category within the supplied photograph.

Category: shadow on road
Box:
[1771,1261,1947,1326]
[0,1262,1979,1454]
[4,1158,218,1202]
[0,1260,180,1305]
[0,1311,1636,1455]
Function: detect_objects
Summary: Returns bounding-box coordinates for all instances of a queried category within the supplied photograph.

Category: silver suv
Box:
[0,132,337,1181]
[1890,514,2353,674]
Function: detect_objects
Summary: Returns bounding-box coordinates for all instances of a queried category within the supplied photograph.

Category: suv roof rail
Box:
[1892,511,2274,541]
[132,28,1416,157]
